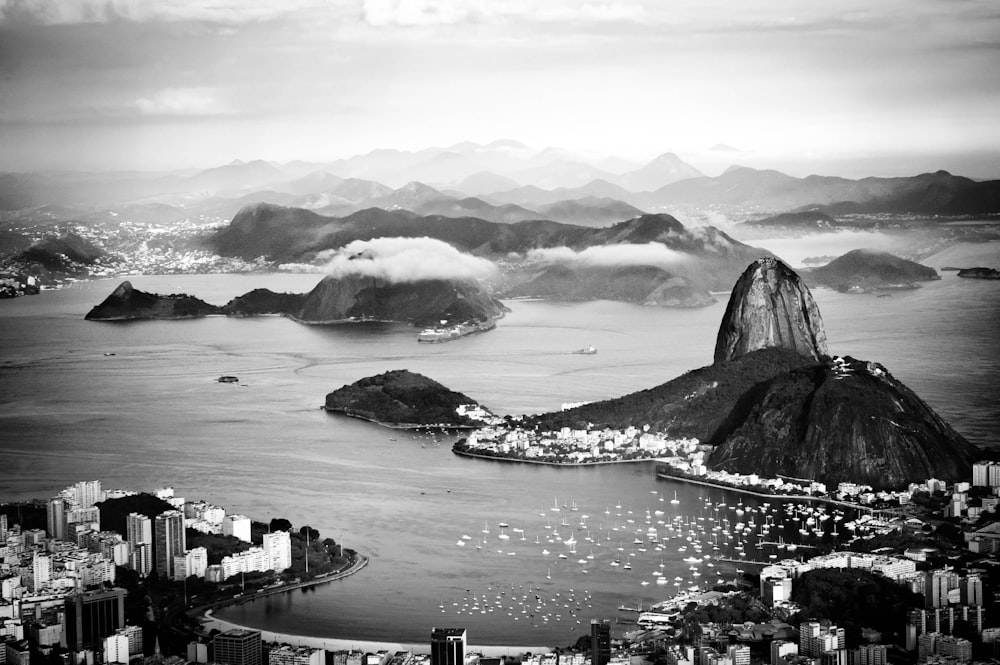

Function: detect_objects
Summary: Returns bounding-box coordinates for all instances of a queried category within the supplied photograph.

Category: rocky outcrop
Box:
[85,281,221,320]
[957,267,1000,279]
[707,356,978,488]
[714,258,828,363]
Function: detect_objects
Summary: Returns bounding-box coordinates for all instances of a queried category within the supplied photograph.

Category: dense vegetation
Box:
[526,347,814,440]
[96,493,176,534]
[325,369,482,427]
[791,568,922,646]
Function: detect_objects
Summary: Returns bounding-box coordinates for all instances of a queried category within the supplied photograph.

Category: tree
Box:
[270,517,292,532]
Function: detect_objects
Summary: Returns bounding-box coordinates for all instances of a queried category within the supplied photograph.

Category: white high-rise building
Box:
[263,531,292,572]
[155,510,186,578]
[104,632,130,663]
[223,515,252,543]
[72,480,104,509]
[174,547,209,581]
[126,513,153,576]
[32,552,52,591]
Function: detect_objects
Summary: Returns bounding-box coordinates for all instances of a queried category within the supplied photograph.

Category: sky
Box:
[1,0,999,177]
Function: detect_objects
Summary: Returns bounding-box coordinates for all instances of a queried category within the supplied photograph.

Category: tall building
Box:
[799,622,845,658]
[727,645,750,665]
[0,513,7,539]
[32,552,52,592]
[223,515,252,543]
[263,531,292,572]
[104,632,131,664]
[72,480,103,509]
[213,629,262,665]
[926,570,961,608]
[960,574,983,606]
[174,547,208,581]
[127,512,153,576]
[64,587,126,651]
[430,628,466,665]
[771,640,798,665]
[856,645,886,665]
[591,620,611,665]
[46,497,67,541]
[154,510,186,578]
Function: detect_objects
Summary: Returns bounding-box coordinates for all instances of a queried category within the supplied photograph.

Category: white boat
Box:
[572,346,597,355]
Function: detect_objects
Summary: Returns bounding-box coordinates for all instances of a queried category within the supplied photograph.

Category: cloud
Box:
[317,237,497,283]
[132,88,231,116]
[0,0,330,25]
[526,242,690,270]
[360,0,644,27]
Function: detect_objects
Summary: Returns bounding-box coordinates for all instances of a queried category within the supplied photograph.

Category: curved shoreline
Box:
[324,408,476,430]
[655,470,872,511]
[192,554,553,655]
[452,447,669,467]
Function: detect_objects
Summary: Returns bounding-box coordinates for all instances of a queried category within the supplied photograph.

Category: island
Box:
[804,248,939,293]
[323,369,496,428]
[957,267,1000,279]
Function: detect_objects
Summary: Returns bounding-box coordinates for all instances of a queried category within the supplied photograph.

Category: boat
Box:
[571,346,597,355]
[670,491,680,505]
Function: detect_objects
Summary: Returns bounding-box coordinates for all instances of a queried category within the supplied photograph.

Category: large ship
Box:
[417,319,496,343]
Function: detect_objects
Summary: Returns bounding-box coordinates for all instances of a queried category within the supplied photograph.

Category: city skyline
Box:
[1,0,998,177]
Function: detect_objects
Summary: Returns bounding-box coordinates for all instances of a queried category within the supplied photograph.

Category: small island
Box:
[804,248,939,293]
[957,266,1000,279]
[323,369,495,428]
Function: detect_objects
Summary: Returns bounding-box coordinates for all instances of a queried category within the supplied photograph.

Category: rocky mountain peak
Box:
[714,258,828,363]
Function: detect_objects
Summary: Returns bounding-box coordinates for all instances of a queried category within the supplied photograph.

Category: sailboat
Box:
[670,491,680,505]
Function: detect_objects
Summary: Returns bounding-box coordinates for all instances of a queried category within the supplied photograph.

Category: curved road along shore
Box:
[190,554,553,656]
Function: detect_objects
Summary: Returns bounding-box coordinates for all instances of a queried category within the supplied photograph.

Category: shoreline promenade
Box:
[192,554,553,657]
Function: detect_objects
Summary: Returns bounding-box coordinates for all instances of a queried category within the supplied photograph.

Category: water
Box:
[1,241,998,645]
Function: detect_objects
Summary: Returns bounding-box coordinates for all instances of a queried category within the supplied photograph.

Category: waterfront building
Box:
[430,628,466,665]
[771,641,798,665]
[154,511,185,578]
[262,531,292,572]
[64,587,126,651]
[223,515,252,543]
[591,620,612,665]
[268,645,324,665]
[174,547,208,581]
[214,629,262,665]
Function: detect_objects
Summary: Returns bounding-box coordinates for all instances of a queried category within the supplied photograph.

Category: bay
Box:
[1,240,998,645]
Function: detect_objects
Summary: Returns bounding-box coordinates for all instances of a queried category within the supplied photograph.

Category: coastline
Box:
[655,469,874,511]
[323,408,477,430]
[192,554,553,655]
[452,446,669,467]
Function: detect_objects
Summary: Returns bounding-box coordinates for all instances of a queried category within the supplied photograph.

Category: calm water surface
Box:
[1,241,998,645]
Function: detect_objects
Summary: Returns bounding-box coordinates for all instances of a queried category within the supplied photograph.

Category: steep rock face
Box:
[708,356,978,488]
[85,281,221,320]
[294,275,509,327]
[714,258,828,363]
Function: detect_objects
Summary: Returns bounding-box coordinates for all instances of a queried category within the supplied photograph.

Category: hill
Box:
[806,249,939,292]
[324,369,486,428]
[85,281,222,320]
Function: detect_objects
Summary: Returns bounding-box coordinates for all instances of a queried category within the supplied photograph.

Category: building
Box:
[727,645,750,665]
[213,629,262,665]
[262,531,292,573]
[104,632,131,664]
[926,570,961,609]
[64,587,126,651]
[430,628,466,665]
[174,547,208,581]
[72,480,104,509]
[223,515,252,543]
[771,640,798,665]
[591,620,611,665]
[855,645,886,665]
[47,498,67,541]
[800,622,845,658]
[268,646,324,665]
[154,511,186,578]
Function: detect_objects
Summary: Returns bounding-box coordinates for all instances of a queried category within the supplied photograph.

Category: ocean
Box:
[1,239,998,645]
